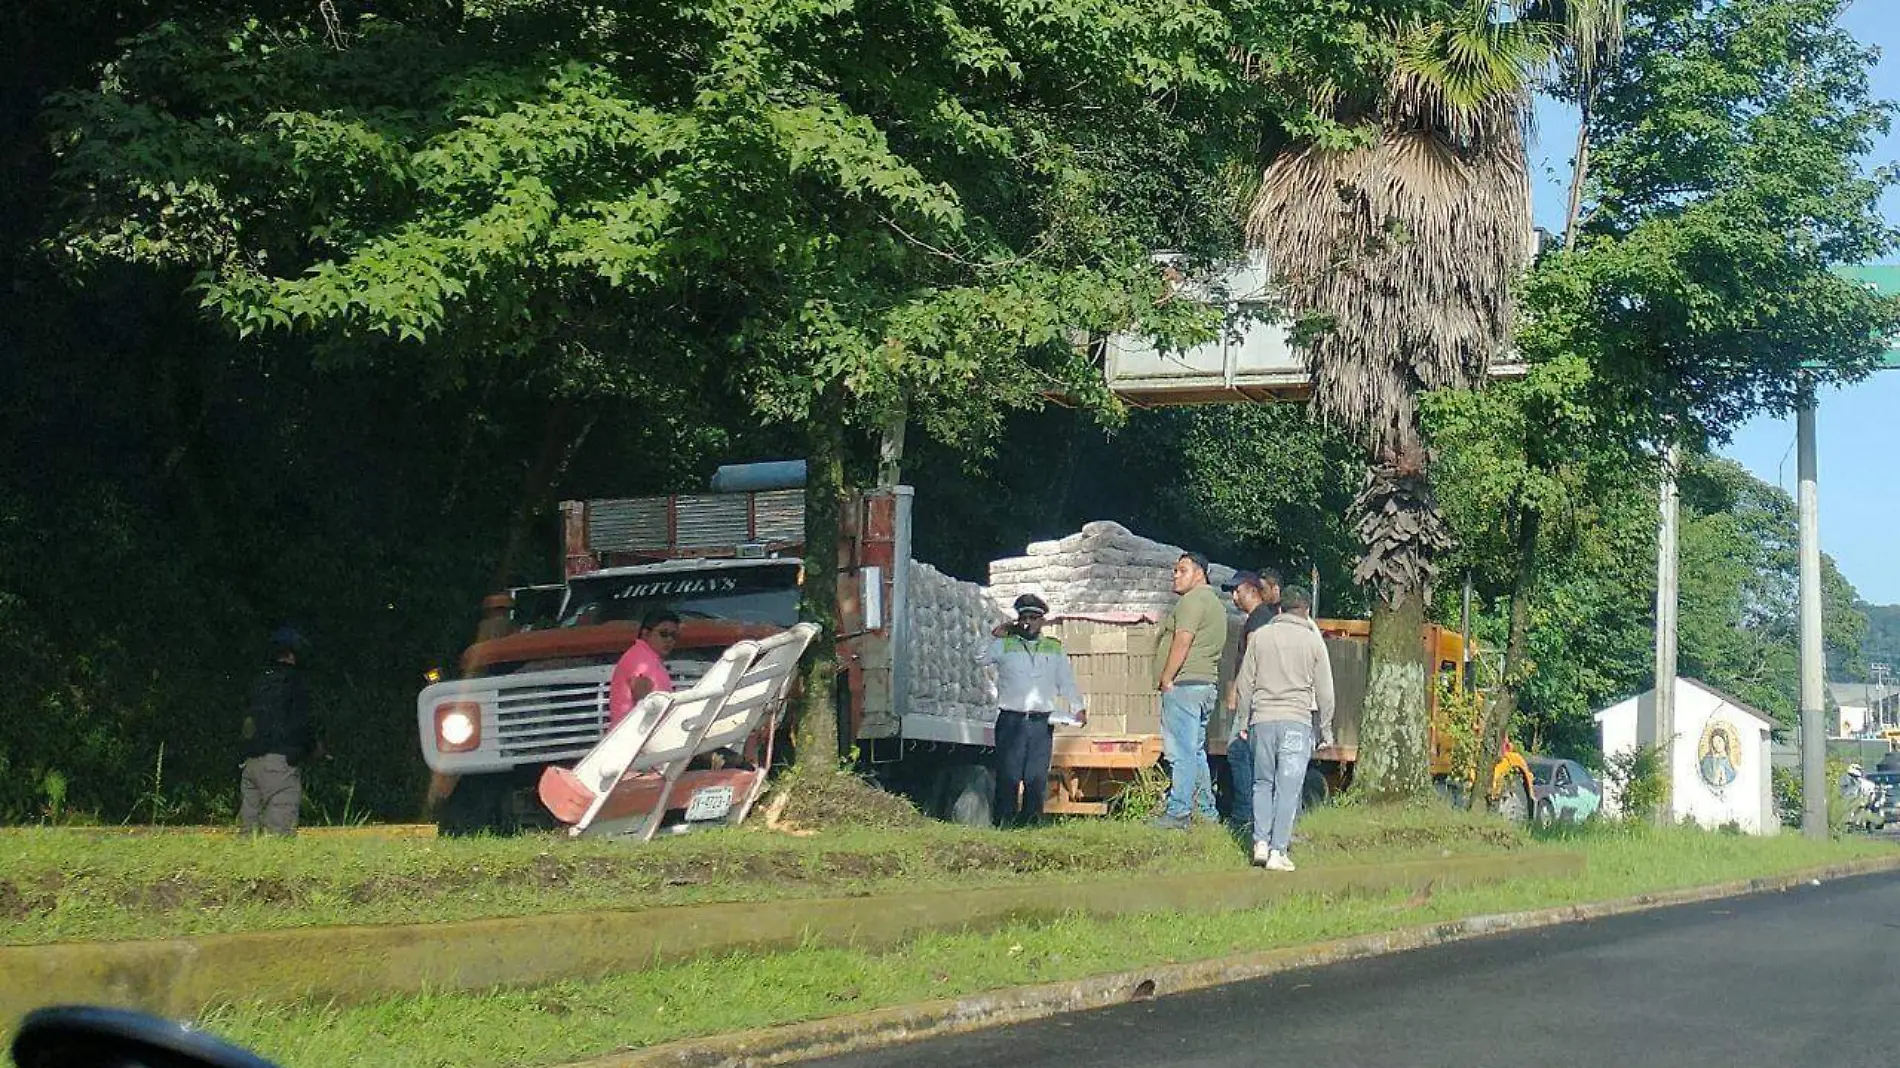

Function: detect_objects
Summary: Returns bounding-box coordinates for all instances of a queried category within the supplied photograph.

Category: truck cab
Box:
[420,557,806,834]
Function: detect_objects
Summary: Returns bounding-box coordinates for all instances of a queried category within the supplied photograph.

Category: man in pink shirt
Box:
[607,610,680,728]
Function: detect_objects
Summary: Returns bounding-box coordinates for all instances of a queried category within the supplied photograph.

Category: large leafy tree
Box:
[44,0,1426,768]
[1429,0,1898,788]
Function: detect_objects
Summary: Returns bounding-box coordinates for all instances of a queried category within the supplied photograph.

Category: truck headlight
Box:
[435,702,482,752]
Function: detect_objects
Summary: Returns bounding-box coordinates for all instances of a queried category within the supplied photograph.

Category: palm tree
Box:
[1247,0,1622,799]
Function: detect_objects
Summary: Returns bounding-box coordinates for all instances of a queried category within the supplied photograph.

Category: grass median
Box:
[0,803,1519,945]
[177,817,1888,1068]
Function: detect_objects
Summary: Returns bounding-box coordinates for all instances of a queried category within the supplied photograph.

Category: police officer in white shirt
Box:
[978,594,1087,828]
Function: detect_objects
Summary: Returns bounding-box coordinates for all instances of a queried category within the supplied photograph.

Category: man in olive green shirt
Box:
[1152,551,1226,827]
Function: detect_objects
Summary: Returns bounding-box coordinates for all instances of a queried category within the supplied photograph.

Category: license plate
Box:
[684,785,735,822]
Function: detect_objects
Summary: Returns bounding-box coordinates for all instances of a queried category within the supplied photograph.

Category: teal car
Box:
[1528,757,1601,825]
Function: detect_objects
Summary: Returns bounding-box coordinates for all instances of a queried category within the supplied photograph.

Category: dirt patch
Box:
[822,850,902,879]
[115,873,201,912]
[771,771,928,831]
[0,880,43,921]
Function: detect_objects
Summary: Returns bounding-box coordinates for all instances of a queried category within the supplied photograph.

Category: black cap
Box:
[1180,551,1210,576]
[1222,568,1282,592]
[1012,594,1050,618]
[1221,571,1264,593]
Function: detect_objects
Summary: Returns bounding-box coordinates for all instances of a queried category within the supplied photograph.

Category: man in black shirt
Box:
[1220,570,1281,831]
[239,625,316,836]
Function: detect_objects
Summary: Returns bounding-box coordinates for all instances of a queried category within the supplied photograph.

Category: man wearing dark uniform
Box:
[239,625,316,836]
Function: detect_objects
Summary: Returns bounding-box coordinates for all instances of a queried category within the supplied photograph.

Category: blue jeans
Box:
[1161,684,1219,820]
[1227,727,1254,826]
[1251,720,1313,852]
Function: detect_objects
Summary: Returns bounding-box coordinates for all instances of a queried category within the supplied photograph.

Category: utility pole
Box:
[1798,389,1828,839]
[1653,444,1680,825]
[1461,571,1474,693]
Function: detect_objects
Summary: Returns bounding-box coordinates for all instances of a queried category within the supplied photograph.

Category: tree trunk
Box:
[1469,496,1539,810]
[1350,453,1453,800]
[1360,591,1432,799]
[491,400,596,593]
[1565,98,1593,250]
[793,382,847,768]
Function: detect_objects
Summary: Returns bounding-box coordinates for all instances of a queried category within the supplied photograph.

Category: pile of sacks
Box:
[903,561,1002,721]
[987,521,1238,618]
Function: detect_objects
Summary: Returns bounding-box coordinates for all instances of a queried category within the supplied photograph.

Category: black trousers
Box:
[993,709,1054,827]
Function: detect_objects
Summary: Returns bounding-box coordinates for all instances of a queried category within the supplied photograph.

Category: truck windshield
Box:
[559,563,802,628]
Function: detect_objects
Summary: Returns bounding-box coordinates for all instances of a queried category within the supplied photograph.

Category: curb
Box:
[0,850,1564,1027]
[565,853,1900,1068]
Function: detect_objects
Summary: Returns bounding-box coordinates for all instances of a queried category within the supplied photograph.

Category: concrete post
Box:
[1798,394,1828,839]
[1654,444,1679,825]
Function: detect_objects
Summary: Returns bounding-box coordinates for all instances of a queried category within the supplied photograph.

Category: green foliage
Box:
[1436,678,1488,788]
[1425,0,1890,762]
[1603,743,1668,823]
[43,0,1373,453]
[1676,456,1867,729]
[1546,0,1900,440]
[1853,603,1900,682]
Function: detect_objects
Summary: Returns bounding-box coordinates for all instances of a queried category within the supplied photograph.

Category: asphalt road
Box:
[807,871,1900,1068]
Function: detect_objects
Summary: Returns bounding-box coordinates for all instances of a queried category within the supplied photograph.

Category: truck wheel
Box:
[438,773,520,837]
[1493,773,1532,826]
[938,763,995,828]
[1301,767,1331,809]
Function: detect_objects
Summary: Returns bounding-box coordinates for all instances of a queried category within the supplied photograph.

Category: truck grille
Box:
[494,677,610,761]
[491,658,717,761]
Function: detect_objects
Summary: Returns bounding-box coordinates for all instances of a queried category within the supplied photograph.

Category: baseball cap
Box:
[1180,551,1210,576]
[1220,571,1265,593]
[1222,568,1282,592]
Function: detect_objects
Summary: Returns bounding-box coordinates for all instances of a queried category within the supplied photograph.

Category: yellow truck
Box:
[1036,616,1534,822]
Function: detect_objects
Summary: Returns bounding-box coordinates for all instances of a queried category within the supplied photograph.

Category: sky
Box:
[1527,1,1900,605]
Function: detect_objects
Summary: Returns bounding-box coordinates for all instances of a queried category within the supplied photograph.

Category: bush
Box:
[1603,744,1668,824]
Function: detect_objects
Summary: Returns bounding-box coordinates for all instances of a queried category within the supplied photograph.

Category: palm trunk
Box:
[1351,455,1453,800]
[793,381,847,768]
[1469,496,1539,810]
[1361,591,1432,799]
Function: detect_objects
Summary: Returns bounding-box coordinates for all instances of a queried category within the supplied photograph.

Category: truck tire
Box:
[1301,767,1331,809]
[1493,773,1532,826]
[437,773,520,837]
[938,763,995,828]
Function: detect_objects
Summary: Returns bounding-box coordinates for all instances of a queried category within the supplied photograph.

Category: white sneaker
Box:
[1251,841,1273,866]
[1265,850,1297,872]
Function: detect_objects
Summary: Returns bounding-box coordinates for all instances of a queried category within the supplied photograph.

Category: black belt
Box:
[1173,679,1215,687]
[1000,709,1051,719]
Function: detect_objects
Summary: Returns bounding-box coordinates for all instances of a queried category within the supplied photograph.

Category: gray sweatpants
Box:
[239,754,302,836]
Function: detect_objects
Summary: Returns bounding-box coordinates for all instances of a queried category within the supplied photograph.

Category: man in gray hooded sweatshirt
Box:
[1234,585,1334,871]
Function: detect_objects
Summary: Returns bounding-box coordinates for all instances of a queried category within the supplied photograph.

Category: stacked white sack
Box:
[903,561,1003,721]
[987,521,1239,617]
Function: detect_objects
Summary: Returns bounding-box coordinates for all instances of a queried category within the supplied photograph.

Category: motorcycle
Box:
[1840,766,1889,832]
